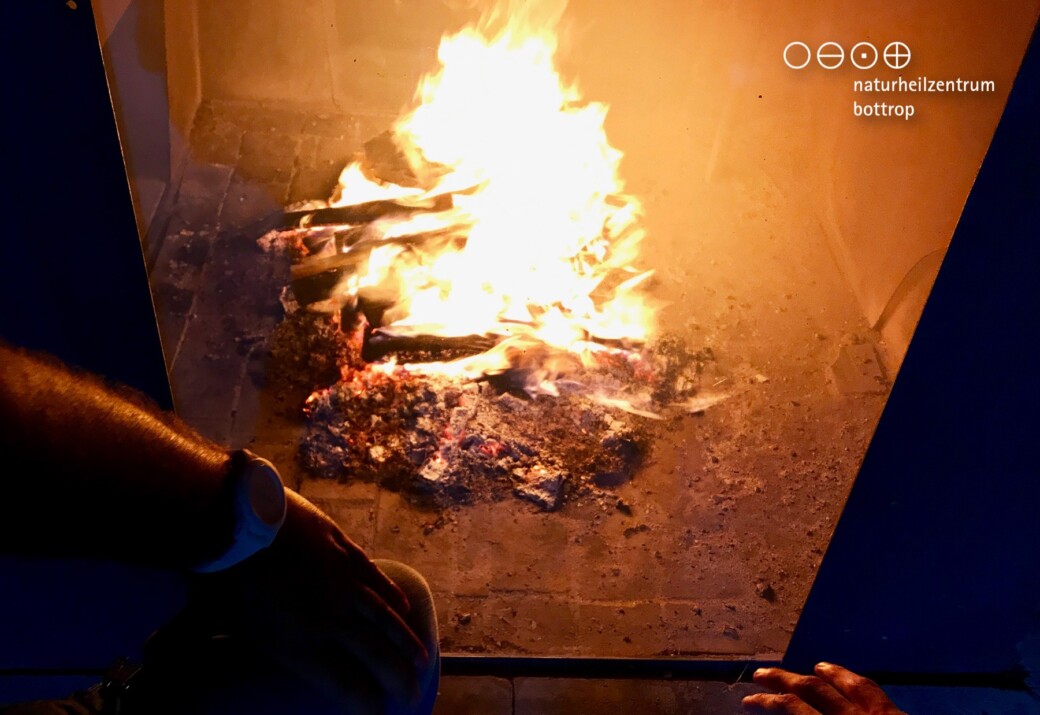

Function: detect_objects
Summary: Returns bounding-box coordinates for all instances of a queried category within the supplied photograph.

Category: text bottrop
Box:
[851,75,996,120]
[854,101,915,120]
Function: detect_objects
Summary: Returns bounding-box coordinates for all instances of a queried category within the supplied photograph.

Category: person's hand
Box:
[172,489,430,713]
[743,663,906,714]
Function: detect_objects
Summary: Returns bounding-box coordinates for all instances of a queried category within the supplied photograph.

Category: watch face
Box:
[245,460,287,526]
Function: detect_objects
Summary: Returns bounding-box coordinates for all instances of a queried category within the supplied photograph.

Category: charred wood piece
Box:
[358,130,455,190]
[361,131,422,188]
[362,331,500,363]
[282,193,456,229]
[289,251,368,306]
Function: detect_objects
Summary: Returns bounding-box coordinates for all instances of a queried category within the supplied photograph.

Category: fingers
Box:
[339,536,412,617]
[752,667,856,714]
[351,582,430,671]
[814,663,901,712]
[746,664,903,715]
[742,692,821,714]
[235,490,430,709]
[288,489,410,618]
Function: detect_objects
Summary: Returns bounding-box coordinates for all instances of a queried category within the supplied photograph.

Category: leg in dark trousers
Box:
[1,560,440,715]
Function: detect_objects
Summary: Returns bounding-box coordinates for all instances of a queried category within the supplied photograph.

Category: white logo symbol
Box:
[816,42,845,69]
[851,42,878,70]
[883,41,911,70]
[785,41,912,70]
[783,41,811,70]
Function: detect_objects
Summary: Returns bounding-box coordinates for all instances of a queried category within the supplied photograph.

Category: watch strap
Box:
[193,449,287,574]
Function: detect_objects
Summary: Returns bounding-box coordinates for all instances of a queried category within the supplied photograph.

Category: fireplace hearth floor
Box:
[148,99,887,659]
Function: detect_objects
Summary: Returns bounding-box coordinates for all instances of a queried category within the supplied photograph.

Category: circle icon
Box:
[883,41,911,70]
[851,41,878,70]
[816,42,845,70]
[783,41,811,70]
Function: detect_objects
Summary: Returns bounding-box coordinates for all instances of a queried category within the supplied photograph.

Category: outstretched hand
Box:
[167,489,430,713]
[743,663,906,714]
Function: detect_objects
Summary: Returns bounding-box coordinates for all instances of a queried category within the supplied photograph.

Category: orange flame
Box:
[330,1,655,388]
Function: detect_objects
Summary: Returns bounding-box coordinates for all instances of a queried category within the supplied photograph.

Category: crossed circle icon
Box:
[883,41,911,70]
[783,41,911,70]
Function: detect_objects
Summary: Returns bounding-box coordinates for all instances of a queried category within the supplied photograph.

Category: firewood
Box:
[289,229,467,306]
[362,331,500,362]
[282,193,456,229]
[291,229,464,282]
[361,131,422,188]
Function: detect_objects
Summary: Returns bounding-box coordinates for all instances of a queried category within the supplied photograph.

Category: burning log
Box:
[288,251,368,306]
[303,230,337,256]
[362,331,501,363]
[289,228,467,306]
[292,250,369,283]
[282,192,456,229]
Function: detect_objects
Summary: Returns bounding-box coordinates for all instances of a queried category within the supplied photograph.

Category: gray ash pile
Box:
[263,304,722,511]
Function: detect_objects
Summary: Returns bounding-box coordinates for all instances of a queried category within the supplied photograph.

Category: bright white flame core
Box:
[331,1,654,377]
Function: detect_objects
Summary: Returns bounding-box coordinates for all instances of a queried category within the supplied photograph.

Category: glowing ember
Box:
[327,0,654,395]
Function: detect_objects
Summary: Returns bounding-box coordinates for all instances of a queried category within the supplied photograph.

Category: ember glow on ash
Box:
[327,0,656,397]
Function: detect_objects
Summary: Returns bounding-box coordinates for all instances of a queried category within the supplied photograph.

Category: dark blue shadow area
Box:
[0,557,186,672]
[786,21,1040,677]
[0,0,179,693]
[0,1,170,407]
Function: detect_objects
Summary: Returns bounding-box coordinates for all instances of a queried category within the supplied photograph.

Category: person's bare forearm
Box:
[0,342,233,568]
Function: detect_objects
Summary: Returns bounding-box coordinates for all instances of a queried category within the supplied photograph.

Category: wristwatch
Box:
[193,449,287,573]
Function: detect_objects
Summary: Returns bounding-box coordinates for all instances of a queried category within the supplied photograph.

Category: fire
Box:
[328,1,655,392]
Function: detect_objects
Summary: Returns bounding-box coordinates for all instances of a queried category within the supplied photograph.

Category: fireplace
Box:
[95,0,1034,660]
